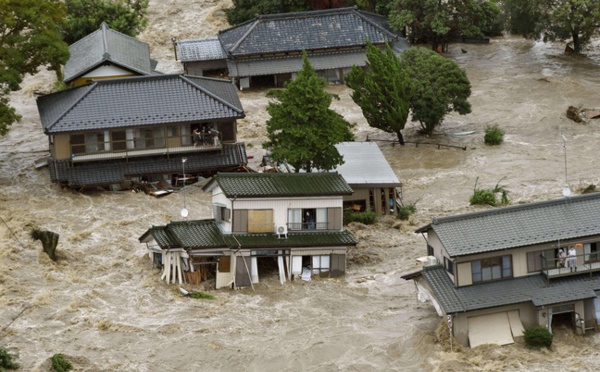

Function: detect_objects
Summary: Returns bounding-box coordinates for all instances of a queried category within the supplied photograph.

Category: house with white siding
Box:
[139,172,357,289]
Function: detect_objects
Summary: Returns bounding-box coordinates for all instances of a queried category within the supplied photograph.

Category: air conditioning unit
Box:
[426,256,439,266]
[276,225,288,239]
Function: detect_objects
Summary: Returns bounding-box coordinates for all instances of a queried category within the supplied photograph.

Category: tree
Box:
[346,42,411,145]
[400,47,471,135]
[389,0,503,51]
[264,52,354,172]
[63,0,149,45]
[0,0,69,135]
[506,0,600,53]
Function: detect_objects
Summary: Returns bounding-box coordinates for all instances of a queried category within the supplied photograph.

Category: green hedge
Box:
[523,326,553,348]
[344,211,378,225]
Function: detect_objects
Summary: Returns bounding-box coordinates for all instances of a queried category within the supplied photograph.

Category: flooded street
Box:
[2,1,600,370]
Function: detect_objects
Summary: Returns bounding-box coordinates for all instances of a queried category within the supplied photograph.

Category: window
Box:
[288,208,341,230]
[214,205,230,222]
[134,128,165,149]
[471,255,512,283]
[527,249,556,272]
[111,130,127,151]
[70,132,104,155]
[247,209,273,233]
[444,257,454,275]
[584,242,599,263]
[312,255,331,277]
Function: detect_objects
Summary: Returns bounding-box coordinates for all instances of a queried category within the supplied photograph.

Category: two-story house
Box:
[403,192,600,348]
[64,22,158,87]
[175,6,409,89]
[36,74,247,189]
[139,172,358,289]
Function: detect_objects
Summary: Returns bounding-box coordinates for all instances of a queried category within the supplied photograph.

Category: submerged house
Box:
[64,22,157,87]
[334,142,402,215]
[175,6,409,89]
[403,192,600,348]
[139,172,358,289]
[36,74,247,189]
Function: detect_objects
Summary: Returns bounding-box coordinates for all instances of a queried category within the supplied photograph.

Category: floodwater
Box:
[2,0,600,370]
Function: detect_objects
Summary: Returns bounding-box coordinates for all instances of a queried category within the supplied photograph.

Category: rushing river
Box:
[2,1,600,370]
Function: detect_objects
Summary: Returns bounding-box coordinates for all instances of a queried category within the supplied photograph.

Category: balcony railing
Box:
[541,253,600,281]
[70,144,221,163]
[287,222,328,231]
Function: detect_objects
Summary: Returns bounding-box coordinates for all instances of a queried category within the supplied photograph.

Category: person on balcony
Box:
[305,212,315,230]
[567,245,578,272]
[556,249,566,268]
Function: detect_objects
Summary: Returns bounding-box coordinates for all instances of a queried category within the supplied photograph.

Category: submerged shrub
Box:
[484,125,504,145]
[0,348,19,370]
[470,189,497,206]
[344,211,378,225]
[51,353,72,372]
[398,204,417,220]
[523,326,553,348]
[189,291,215,300]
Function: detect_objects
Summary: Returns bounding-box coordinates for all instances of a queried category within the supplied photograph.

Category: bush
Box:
[189,291,214,300]
[470,189,497,206]
[484,125,504,145]
[51,353,72,372]
[523,326,553,348]
[398,204,416,220]
[344,211,378,225]
[0,348,19,370]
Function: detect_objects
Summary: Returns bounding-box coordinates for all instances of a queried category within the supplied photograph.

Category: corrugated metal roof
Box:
[206,172,353,198]
[177,38,227,62]
[417,192,600,257]
[219,6,404,56]
[37,74,244,134]
[64,22,153,83]
[333,142,401,187]
[422,266,599,314]
[226,49,368,77]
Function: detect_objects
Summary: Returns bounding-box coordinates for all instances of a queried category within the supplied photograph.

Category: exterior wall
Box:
[456,262,472,286]
[233,196,343,232]
[72,65,138,87]
[452,303,537,347]
[183,60,227,76]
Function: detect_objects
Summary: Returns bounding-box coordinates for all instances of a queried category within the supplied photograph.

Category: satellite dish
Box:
[181,208,189,218]
[562,187,571,197]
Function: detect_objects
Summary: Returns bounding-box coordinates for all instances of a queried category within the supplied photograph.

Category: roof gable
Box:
[219,6,402,56]
[205,172,353,198]
[37,74,244,134]
[64,22,153,83]
[418,192,600,257]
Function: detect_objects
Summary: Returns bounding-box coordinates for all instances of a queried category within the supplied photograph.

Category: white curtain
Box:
[316,208,327,229]
[278,256,286,285]
[251,257,259,283]
[288,209,302,230]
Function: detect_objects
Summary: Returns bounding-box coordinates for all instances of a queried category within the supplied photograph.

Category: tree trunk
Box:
[572,32,581,53]
[396,131,405,145]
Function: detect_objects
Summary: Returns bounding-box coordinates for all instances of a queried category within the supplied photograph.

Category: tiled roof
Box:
[219,6,405,57]
[49,144,248,187]
[64,22,153,83]
[334,142,401,187]
[227,49,370,77]
[205,172,353,197]
[140,219,357,250]
[177,38,227,62]
[421,266,599,314]
[416,192,600,257]
[37,74,244,134]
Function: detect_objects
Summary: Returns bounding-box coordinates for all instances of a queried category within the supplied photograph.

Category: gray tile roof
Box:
[227,49,369,77]
[333,142,401,188]
[176,38,227,62]
[37,74,244,134]
[219,6,405,57]
[140,219,357,250]
[205,172,353,198]
[421,266,599,314]
[49,144,248,187]
[64,22,153,83]
[416,192,600,257]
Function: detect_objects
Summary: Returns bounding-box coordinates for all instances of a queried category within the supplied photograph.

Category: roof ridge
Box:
[352,9,400,41]
[228,19,261,54]
[44,83,97,132]
[256,6,358,21]
[180,75,243,114]
[433,192,600,225]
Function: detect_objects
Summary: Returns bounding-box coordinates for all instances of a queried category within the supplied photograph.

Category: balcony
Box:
[71,144,221,163]
[541,253,600,281]
[287,222,328,231]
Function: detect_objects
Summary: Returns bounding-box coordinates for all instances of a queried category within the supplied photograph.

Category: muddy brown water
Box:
[2,1,600,370]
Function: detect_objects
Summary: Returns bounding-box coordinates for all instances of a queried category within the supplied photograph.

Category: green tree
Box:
[63,0,149,45]
[0,0,69,135]
[265,52,354,172]
[400,47,471,135]
[389,0,502,51]
[346,41,410,145]
[507,0,600,53]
